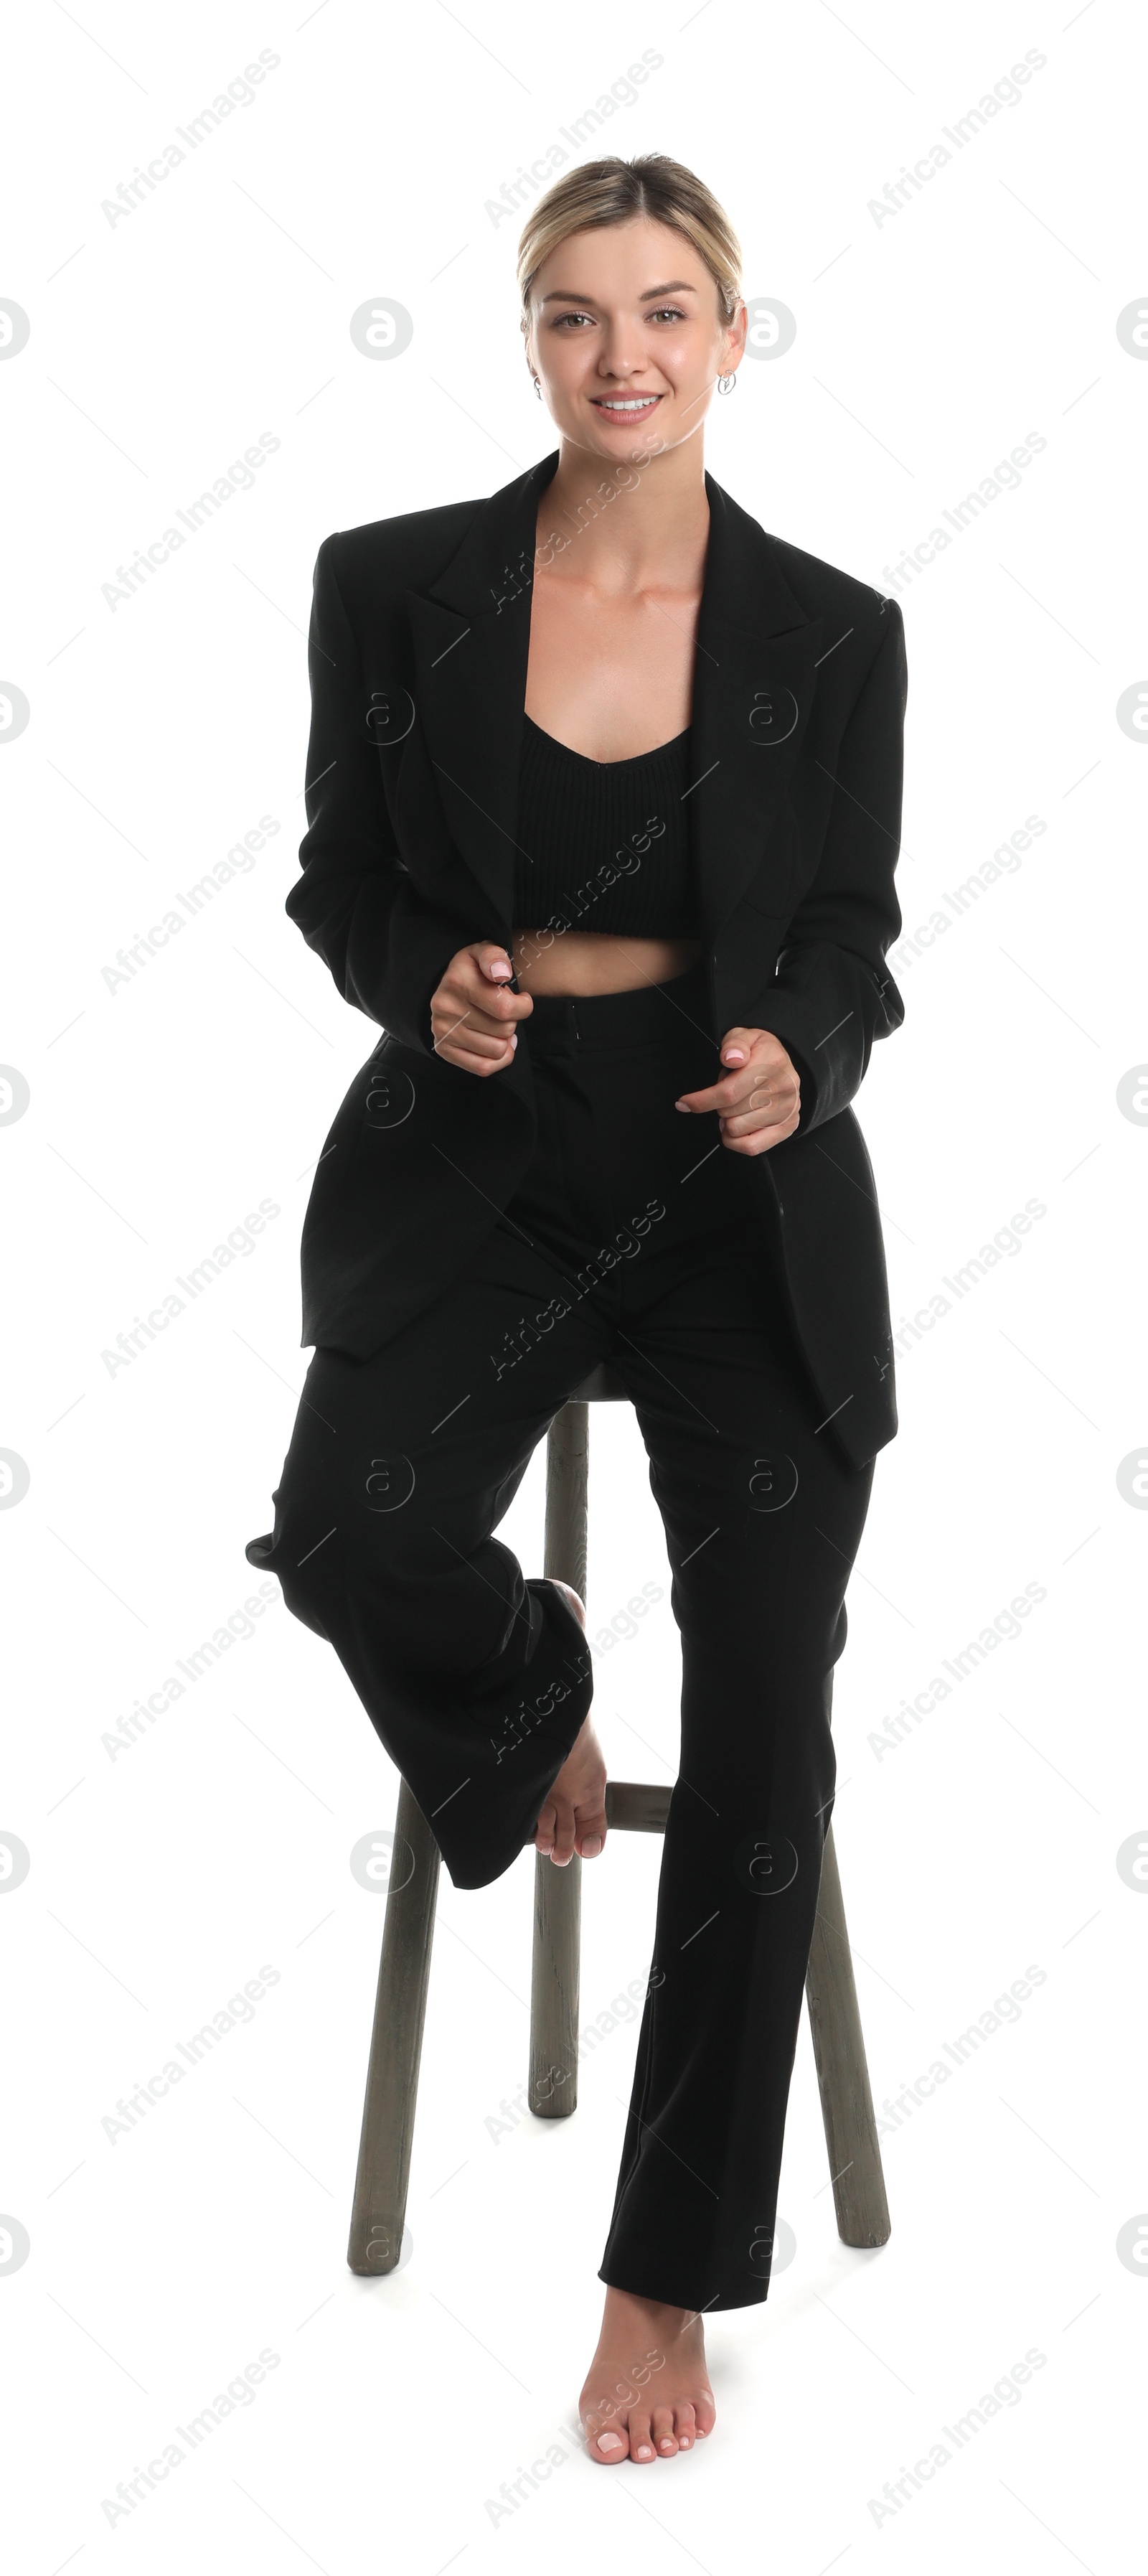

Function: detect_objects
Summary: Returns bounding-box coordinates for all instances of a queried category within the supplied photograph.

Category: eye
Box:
[649,306,687,323]
[552,309,594,329]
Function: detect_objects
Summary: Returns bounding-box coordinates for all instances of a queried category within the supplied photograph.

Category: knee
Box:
[268,1519,488,1677]
[245,1530,331,1642]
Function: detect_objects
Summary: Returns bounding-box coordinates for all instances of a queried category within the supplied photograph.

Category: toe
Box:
[673,2402,696,2450]
[651,2404,677,2455]
[550,1796,576,1867]
[584,2411,626,2465]
[694,2389,717,2438]
[575,1797,607,1861]
[628,2410,654,2463]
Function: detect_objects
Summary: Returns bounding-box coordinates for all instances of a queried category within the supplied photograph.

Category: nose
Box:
[597,355,649,387]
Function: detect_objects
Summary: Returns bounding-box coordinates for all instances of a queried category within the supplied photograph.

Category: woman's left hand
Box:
[674,1028,802,1156]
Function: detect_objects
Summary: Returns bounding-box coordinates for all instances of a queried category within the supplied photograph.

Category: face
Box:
[526,216,746,464]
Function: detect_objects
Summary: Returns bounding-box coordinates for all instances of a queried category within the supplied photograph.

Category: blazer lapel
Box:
[406,454,558,929]
[691,474,824,947]
[405,454,824,942]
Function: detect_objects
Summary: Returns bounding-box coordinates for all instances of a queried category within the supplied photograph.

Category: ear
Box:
[723,298,748,371]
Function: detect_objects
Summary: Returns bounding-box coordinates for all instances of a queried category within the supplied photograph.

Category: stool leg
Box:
[804,1820,891,2248]
[530,1846,581,2117]
[530,1400,588,2119]
[347,1777,441,2274]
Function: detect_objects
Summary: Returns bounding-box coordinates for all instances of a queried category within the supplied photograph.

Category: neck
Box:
[537,430,710,591]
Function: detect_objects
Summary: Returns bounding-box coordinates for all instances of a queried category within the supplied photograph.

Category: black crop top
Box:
[512,715,696,938]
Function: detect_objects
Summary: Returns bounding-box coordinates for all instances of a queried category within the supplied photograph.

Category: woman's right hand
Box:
[430,942,533,1074]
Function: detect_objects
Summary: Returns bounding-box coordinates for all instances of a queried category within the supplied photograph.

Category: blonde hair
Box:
[517,154,742,334]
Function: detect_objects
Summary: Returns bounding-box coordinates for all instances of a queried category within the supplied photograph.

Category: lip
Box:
[589,393,664,426]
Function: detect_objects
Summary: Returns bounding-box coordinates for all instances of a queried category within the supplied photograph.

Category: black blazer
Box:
[287,452,908,1471]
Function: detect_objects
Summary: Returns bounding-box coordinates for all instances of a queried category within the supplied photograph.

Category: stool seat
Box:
[568,1360,629,1404]
[347,1382,891,2278]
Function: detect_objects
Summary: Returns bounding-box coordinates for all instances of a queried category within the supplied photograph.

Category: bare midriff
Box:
[510,929,702,996]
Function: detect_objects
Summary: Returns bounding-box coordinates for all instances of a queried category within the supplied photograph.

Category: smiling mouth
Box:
[591,393,663,417]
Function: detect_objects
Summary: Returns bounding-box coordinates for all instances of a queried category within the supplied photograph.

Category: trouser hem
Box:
[596,2262,771,2313]
[422,1580,594,1891]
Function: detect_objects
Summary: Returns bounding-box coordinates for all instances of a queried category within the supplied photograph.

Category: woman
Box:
[245,153,908,2467]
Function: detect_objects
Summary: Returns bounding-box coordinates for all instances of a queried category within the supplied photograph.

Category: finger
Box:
[720,1108,800,1153]
[432,1015,517,1056]
[433,1001,505,1041]
[436,1041,516,1077]
[720,1075,799,1134]
[442,972,512,1014]
[470,947,535,1015]
[675,1074,751,1115]
[433,1016,516,1059]
[721,1026,784,1057]
[720,1095,794,1135]
[436,993,527,1041]
[718,1026,757,1067]
[452,979,532,1026]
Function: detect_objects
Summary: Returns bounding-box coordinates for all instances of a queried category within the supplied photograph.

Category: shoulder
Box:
[764,528,902,648]
[710,478,904,688]
[316,496,486,614]
[766,530,907,722]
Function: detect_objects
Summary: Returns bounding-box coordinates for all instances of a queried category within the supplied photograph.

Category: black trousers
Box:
[245,960,875,2311]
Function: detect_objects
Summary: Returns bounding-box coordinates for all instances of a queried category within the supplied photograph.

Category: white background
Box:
[1,3,1144,2567]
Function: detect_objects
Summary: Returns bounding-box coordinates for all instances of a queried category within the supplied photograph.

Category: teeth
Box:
[598,397,657,411]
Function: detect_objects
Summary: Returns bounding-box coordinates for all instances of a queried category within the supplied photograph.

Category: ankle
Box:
[604,2286,699,2331]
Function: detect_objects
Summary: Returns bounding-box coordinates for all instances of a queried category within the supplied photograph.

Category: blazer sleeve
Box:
[285,536,464,1056]
[753,599,908,1135]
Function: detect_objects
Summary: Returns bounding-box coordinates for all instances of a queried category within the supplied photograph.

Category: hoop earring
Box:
[718,371,737,395]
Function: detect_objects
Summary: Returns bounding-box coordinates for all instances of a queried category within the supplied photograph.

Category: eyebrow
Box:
[539,280,699,306]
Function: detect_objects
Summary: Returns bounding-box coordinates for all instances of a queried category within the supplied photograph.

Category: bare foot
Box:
[580,2287,717,2463]
[534,1583,607,1865]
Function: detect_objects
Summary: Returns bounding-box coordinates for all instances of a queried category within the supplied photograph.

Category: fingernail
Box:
[511,1033,517,1047]
[723,1049,745,1064]
[674,1100,690,1112]
[581,1835,602,1858]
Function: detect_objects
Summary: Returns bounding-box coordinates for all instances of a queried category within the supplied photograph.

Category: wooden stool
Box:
[347,1364,890,2275]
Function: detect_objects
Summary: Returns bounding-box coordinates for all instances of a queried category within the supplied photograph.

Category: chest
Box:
[524,572,702,762]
